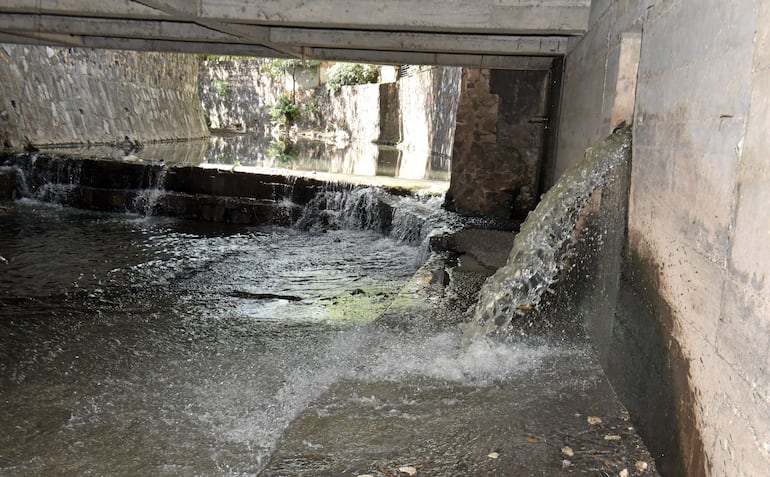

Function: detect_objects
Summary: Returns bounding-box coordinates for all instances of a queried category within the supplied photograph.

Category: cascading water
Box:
[464,127,632,340]
[294,186,451,246]
[132,165,168,215]
[0,130,659,476]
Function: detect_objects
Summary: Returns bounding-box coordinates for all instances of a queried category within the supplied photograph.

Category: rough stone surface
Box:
[448,68,550,219]
[0,44,209,148]
[198,58,285,131]
[556,0,770,475]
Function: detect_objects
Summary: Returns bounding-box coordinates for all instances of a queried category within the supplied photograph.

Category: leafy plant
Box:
[326,63,379,94]
[262,58,322,80]
[270,93,300,124]
[215,80,230,99]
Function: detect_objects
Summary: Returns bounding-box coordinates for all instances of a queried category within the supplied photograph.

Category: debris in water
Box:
[515,304,534,311]
[635,460,649,472]
[227,290,303,301]
[561,446,574,457]
[487,451,500,459]
[587,416,603,425]
[603,434,622,441]
[523,434,541,443]
[398,465,418,476]
[0,255,7,264]
[562,459,572,468]
[619,469,629,477]
[357,474,374,477]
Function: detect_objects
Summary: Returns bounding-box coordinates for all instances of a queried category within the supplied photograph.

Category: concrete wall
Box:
[0,44,208,148]
[556,0,770,475]
[448,68,550,219]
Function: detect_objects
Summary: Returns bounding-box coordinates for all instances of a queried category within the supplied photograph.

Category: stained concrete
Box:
[556,0,770,474]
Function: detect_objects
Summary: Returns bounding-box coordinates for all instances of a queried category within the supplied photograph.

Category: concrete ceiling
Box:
[0,0,591,70]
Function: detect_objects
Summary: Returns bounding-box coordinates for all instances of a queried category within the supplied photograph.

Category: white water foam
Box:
[464,128,632,340]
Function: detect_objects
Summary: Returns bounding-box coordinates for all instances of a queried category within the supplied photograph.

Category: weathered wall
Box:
[447,68,549,219]
[0,44,208,148]
[199,58,277,131]
[199,58,322,131]
[323,67,460,158]
[398,67,461,161]
[556,0,770,475]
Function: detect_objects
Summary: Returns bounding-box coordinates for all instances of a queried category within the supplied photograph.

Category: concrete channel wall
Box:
[0,44,209,148]
[556,1,770,475]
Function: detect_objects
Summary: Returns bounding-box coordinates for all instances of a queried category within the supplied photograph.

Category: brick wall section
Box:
[0,44,208,148]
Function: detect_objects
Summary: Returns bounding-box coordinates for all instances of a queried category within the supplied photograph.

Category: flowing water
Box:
[0,199,423,475]
[464,128,632,339]
[0,199,581,477]
[0,127,659,476]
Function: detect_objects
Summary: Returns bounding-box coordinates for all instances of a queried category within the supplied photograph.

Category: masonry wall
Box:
[0,44,209,148]
[199,58,279,131]
[556,1,770,475]
[448,68,550,219]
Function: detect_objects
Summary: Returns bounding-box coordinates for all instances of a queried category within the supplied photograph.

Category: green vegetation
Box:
[215,80,230,99]
[325,63,380,94]
[268,139,300,163]
[269,93,301,125]
[262,58,323,80]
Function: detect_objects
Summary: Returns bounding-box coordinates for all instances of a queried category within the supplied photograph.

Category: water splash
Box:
[132,165,168,215]
[464,127,632,340]
[295,186,448,245]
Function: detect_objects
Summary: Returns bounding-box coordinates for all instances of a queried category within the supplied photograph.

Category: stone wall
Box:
[0,44,208,148]
[199,58,299,131]
[322,67,461,161]
[556,0,770,475]
[447,68,550,219]
[198,62,461,172]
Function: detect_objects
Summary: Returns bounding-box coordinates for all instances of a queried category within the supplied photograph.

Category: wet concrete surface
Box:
[262,350,657,477]
[261,252,660,477]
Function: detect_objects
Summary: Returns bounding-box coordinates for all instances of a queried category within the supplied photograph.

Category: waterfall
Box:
[463,127,632,340]
[294,186,448,245]
[25,153,83,204]
[132,165,168,216]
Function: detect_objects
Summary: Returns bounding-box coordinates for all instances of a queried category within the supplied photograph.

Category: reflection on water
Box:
[40,132,451,182]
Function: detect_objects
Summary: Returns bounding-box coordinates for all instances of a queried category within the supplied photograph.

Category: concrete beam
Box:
[0,14,569,57]
[130,0,303,57]
[308,48,555,70]
[0,0,590,34]
[0,30,291,57]
[0,0,583,65]
[201,0,591,34]
[0,0,169,20]
[0,14,241,43]
[269,28,569,56]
